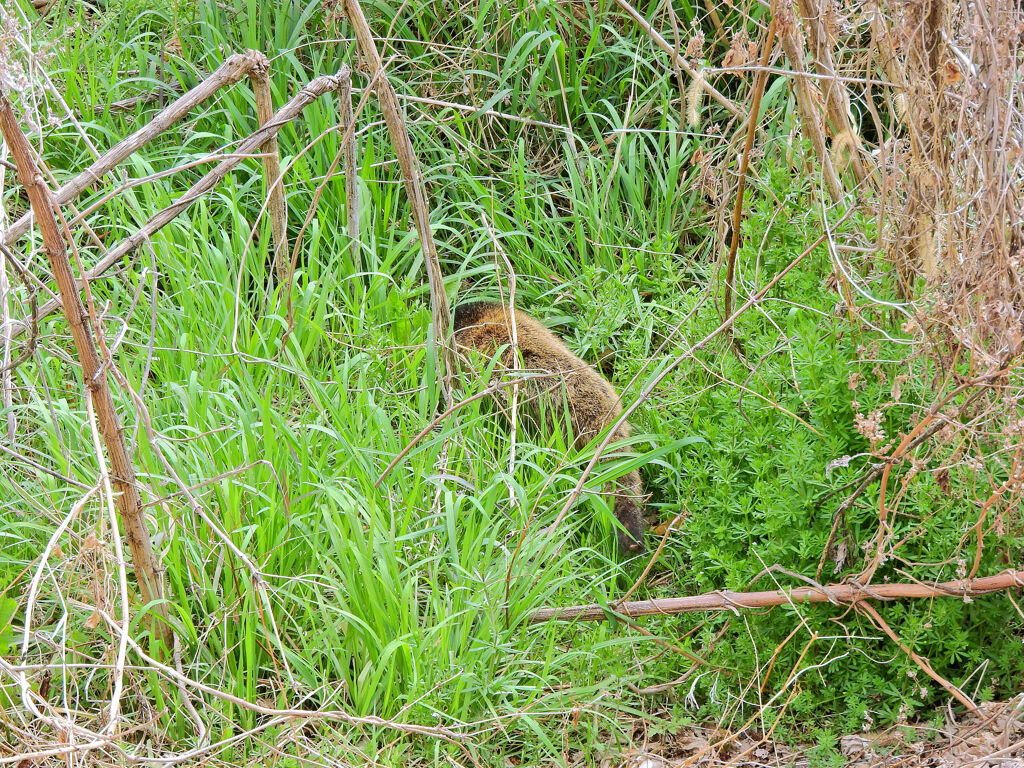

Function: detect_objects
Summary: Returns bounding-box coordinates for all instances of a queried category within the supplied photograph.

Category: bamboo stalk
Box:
[527,569,1024,623]
[0,94,172,648]
[1,52,259,248]
[248,53,290,284]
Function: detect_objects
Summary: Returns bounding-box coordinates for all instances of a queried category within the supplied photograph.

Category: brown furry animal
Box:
[453,301,646,552]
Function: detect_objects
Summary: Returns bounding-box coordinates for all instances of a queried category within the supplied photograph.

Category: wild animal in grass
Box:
[453,301,646,553]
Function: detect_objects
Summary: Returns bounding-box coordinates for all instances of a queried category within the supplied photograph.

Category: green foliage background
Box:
[1,0,1021,763]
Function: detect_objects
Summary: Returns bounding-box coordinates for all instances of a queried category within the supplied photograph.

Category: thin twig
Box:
[612,0,741,118]
[550,209,855,535]
[722,6,778,324]
[340,65,360,257]
[1,52,260,247]
[857,601,980,715]
[11,70,347,338]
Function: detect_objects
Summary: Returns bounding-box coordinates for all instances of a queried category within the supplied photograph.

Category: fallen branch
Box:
[527,568,1024,623]
[1,52,260,247]
[11,69,347,337]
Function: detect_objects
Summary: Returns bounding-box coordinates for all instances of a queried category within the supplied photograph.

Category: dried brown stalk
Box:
[0,94,172,648]
[527,568,1024,623]
[951,0,1024,353]
[722,8,778,323]
[342,0,455,403]
[777,0,843,201]
[2,52,260,248]
[857,601,980,714]
[795,0,869,185]
[248,54,290,284]
[900,0,948,282]
[340,66,360,255]
[12,70,347,336]
[858,361,1012,584]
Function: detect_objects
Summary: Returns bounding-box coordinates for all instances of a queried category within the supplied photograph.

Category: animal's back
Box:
[453,301,645,551]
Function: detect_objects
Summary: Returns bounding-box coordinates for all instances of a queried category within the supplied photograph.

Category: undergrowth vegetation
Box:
[1,0,1022,764]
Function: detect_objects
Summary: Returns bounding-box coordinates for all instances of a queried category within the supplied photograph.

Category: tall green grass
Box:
[1,0,1021,764]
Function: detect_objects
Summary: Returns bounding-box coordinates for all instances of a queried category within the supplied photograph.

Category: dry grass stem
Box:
[612,0,741,118]
[777,0,843,201]
[795,0,869,185]
[723,5,778,323]
[340,65,360,256]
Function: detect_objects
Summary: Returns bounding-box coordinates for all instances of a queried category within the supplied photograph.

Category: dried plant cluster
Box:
[874,0,1024,359]
[789,0,1024,579]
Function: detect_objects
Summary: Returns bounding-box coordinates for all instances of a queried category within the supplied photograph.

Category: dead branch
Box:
[11,69,347,337]
[248,54,290,284]
[527,568,1024,623]
[342,0,455,405]
[0,94,172,648]
[1,52,260,248]
[857,600,980,715]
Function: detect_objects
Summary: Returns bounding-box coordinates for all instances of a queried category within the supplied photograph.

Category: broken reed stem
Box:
[1,52,259,248]
[13,70,347,337]
[339,66,360,260]
[248,53,290,285]
[342,0,455,405]
[527,568,1024,623]
[722,8,777,323]
[0,94,172,649]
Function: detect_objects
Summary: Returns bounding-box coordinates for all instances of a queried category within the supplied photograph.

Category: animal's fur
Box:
[453,301,646,552]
